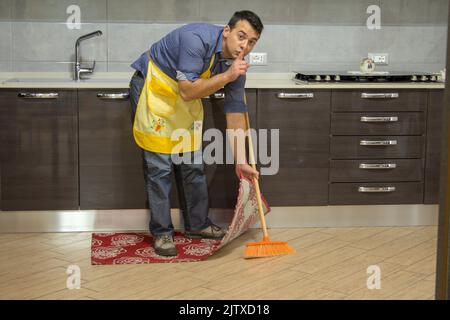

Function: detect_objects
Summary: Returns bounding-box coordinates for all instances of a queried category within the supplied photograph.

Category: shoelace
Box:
[161,235,172,244]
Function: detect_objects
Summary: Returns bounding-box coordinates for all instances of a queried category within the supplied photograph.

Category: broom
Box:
[243,112,295,258]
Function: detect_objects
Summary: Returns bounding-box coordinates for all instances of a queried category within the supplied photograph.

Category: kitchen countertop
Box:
[0,72,445,89]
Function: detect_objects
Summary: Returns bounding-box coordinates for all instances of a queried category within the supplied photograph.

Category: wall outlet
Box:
[249,52,268,65]
[368,53,389,65]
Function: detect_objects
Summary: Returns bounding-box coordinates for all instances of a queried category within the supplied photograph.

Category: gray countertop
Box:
[0,72,445,89]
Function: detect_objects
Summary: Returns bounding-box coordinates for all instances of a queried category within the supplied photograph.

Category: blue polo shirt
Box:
[131,23,247,113]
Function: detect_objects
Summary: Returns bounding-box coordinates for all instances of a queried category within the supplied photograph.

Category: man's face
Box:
[223,19,260,59]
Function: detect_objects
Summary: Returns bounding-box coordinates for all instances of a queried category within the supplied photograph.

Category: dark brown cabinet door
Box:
[425,90,445,204]
[78,90,147,209]
[0,89,78,210]
[257,89,331,206]
[201,90,257,208]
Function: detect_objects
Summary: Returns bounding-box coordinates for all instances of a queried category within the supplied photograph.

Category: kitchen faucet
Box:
[74,30,103,81]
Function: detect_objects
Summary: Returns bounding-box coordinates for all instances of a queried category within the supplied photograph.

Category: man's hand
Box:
[225,51,249,82]
[178,50,249,101]
[236,163,259,181]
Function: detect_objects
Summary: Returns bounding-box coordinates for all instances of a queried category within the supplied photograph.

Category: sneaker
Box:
[185,224,226,240]
[153,234,177,257]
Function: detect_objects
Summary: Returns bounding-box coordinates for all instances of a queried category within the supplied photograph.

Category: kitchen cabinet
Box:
[78,90,147,209]
[202,89,257,208]
[257,89,331,206]
[424,90,445,204]
[329,89,428,205]
[0,86,443,211]
[0,89,78,210]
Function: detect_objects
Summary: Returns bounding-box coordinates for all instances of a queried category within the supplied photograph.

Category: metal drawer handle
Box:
[18,92,59,99]
[360,140,398,146]
[204,93,225,99]
[361,93,399,99]
[212,92,225,99]
[359,163,397,169]
[277,92,314,99]
[97,93,129,100]
[358,186,396,193]
[360,116,398,122]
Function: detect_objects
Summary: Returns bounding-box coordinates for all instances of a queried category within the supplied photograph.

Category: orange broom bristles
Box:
[244,236,295,258]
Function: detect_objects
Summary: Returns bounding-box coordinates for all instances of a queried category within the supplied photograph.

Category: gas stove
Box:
[293,71,441,84]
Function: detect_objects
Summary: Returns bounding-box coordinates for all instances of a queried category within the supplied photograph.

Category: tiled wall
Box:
[0,0,448,73]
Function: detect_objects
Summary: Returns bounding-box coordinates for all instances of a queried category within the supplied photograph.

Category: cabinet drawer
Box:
[331,112,425,135]
[330,136,425,159]
[329,182,423,205]
[332,90,427,112]
[330,159,423,182]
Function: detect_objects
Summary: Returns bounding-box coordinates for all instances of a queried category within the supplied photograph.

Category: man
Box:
[129,10,263,257]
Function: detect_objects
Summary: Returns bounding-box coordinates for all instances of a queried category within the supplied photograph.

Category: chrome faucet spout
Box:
[74,30,103,81]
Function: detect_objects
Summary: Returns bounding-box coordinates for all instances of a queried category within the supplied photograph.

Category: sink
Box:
[4,77,128,83]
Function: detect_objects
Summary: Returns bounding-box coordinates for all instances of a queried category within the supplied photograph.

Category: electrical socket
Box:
[368,53,389,65]
[249,52,267,66]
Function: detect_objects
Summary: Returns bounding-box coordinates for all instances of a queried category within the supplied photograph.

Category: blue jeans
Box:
[129,71,211,236]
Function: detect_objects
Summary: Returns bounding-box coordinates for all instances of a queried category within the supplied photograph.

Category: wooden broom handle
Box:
[245,113,269,239]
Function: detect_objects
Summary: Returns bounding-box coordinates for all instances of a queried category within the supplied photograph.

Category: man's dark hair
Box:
[228,10,264,35]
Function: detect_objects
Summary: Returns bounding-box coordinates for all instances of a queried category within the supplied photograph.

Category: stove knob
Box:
[421,75,428,81]
[430,75,437,82]
[334,75,340,81]
[411,75,417,81]
[315,75,322,81]
[325,75,331,81]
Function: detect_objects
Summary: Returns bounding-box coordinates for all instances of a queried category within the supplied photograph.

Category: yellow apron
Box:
[133,54,215,154]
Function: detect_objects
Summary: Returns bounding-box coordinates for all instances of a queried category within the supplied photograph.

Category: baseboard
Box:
[0,204,438,233]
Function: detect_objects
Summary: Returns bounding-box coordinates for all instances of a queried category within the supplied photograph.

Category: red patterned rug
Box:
[91,178,270,265]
